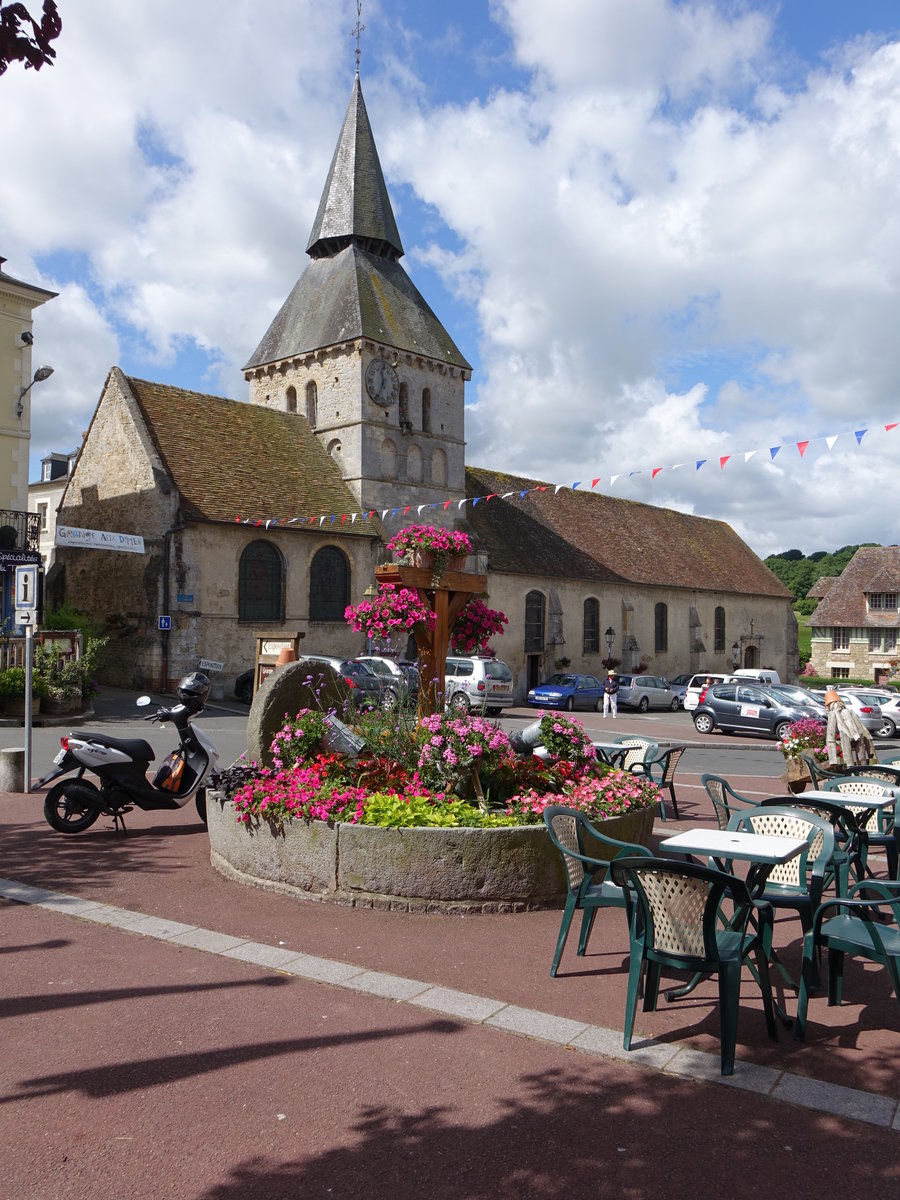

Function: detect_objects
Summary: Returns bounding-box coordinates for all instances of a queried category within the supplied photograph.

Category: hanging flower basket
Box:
[387,525,472,584]
[345,585,436,643]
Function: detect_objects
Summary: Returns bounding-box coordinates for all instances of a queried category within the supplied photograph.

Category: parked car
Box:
[303,655,385,710]
[445,656,515,715]
[234,669,254,705]
[616,674,680,712]
[664,674,692,708]
[527,673,605,711]
[834,689,887,737]
[769,684,826,717]
[732,668,782,687]
[861,690,900,739]
[683,672,735,712]
[692,682,823,740]
[356,655,417,708]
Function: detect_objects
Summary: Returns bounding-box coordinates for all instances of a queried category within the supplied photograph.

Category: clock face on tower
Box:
[365,358,400,406]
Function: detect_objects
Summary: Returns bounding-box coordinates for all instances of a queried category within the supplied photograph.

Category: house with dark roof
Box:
[53,74,796,695]
[808,546,900,681]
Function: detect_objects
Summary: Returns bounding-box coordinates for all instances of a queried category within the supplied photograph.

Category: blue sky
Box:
[2,1,900,555]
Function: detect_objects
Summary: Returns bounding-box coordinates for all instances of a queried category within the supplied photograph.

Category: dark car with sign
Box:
[692,682,823,740]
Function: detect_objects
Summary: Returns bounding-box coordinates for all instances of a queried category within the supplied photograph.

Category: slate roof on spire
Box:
[306,74,403,262]
[243,76,470,374]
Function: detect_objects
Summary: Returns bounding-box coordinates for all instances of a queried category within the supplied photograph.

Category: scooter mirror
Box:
[136,696,153,707]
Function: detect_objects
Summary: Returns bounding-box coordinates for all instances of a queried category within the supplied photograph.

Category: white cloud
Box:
[2,0,899,554]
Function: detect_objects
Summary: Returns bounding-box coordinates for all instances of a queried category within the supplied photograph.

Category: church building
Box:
[52,74,796,697]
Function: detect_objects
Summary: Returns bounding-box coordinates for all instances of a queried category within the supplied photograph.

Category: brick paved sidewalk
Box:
[1,777,899,1197]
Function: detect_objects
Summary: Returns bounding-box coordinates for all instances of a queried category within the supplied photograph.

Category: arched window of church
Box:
[381,438,397,479]
[431,447,447,486]
[309,546,350,621]
[306,381,318,427]
[422,388,431,433]
[655,602,668,653]
[714,606,726,653]
[239,540,284,624]
[285,385,297,414]
[399,382,409,429]
[407,444,423,483]
[583,598,600,654]
[525,590,546,653]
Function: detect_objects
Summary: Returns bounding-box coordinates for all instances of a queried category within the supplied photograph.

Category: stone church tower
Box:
[243,74,470,514]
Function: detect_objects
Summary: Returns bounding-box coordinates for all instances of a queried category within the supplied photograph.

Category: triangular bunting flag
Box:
[591,478,601,488]
[695,460,706,471]
[572,481,581,490]
[770,446,780,459]
[797,441,809,457]
[472,497,480,506]
[744,450,756,463]
[825,436,838,451]
[417,505,426,515]
[651,468,662,479]
[886,423,898,432]
[855,429,867,444]
[719,456,731,469]
[443,500,453,509]
[554,484,566,494]
[610,475,620,486]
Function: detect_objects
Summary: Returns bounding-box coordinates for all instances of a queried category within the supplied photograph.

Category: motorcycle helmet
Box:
[177,671,211,706]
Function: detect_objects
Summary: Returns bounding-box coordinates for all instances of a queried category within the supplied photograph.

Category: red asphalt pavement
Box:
[1,763,899,1199]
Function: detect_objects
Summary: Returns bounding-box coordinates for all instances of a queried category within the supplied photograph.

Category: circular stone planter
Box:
[206,793,656,915]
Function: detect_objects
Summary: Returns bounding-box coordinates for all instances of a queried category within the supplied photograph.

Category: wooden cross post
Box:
[373,564,487,718]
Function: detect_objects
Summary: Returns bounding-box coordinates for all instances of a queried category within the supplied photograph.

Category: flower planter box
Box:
[206,792,657,914]
[779,757,811,794]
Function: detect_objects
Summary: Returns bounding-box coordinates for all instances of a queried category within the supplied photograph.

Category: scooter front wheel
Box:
[43,780,102,834]
[195,789,207,825]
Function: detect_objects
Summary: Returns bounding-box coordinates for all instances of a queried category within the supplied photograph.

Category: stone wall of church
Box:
[481,572,798,699]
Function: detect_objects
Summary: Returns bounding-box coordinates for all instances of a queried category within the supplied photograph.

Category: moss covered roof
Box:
[464,466,790,597]
[126,375,375,535]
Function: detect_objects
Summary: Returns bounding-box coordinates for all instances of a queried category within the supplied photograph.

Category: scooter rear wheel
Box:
[43,781,101,834]
[195,789,207,825]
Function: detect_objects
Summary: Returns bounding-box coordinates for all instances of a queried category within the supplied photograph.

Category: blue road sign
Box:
[158,615,172,631]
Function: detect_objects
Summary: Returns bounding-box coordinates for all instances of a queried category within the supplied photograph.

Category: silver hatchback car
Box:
[616,674,680,712]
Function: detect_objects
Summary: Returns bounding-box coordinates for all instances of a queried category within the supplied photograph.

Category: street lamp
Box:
[17,364,54,418]
[732,641,740,669]
[364,583,378,654]
[605,626,615,657]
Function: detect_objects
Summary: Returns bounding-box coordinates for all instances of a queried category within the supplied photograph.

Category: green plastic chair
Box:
[632,746,686,821]
[700,774,757,830]
[820,777,899,877]
[610,855,778,1076]
[758,795,867,895]
[795,880,900,1040]
[727,806,836,989]
[542,805,652,977]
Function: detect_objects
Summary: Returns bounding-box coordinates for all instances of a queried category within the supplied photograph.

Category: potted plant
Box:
[778,717,834,791]
[385,525,472,583]
[449,597,508,656]
[345,585,436,645]
[0,666,48,716]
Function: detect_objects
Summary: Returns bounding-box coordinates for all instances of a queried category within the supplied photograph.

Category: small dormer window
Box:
[42,461,52,481]
[868,592,898,611]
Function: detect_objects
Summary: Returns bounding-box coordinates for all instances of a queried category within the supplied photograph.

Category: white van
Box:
[683,672,735,712]
[732,668,782,687]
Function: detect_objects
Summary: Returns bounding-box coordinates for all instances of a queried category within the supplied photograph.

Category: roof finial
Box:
[352,1,365,75]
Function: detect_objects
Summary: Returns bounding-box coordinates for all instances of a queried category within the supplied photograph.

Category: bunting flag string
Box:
[232,417,898,528]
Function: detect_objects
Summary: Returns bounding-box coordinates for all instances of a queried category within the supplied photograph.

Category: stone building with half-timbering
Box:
[52,74,796,698]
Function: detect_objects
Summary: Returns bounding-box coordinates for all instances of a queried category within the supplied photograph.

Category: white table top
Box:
[803,788,896,810]
[659,827,807,864]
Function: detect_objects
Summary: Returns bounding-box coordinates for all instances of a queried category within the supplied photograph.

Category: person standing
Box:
[603,669,619,718]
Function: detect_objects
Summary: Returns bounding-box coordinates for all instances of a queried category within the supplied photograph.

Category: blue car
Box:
[527,673,605,712]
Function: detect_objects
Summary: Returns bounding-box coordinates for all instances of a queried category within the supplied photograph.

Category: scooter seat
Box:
[82,733,156,763]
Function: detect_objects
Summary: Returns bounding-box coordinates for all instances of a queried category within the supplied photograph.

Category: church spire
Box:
[305,74,404,262]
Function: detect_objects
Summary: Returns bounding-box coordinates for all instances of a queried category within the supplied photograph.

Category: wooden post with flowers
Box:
[372,562,486,718]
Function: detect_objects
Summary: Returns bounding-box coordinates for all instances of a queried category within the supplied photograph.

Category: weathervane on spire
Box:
[352,1,365,74]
